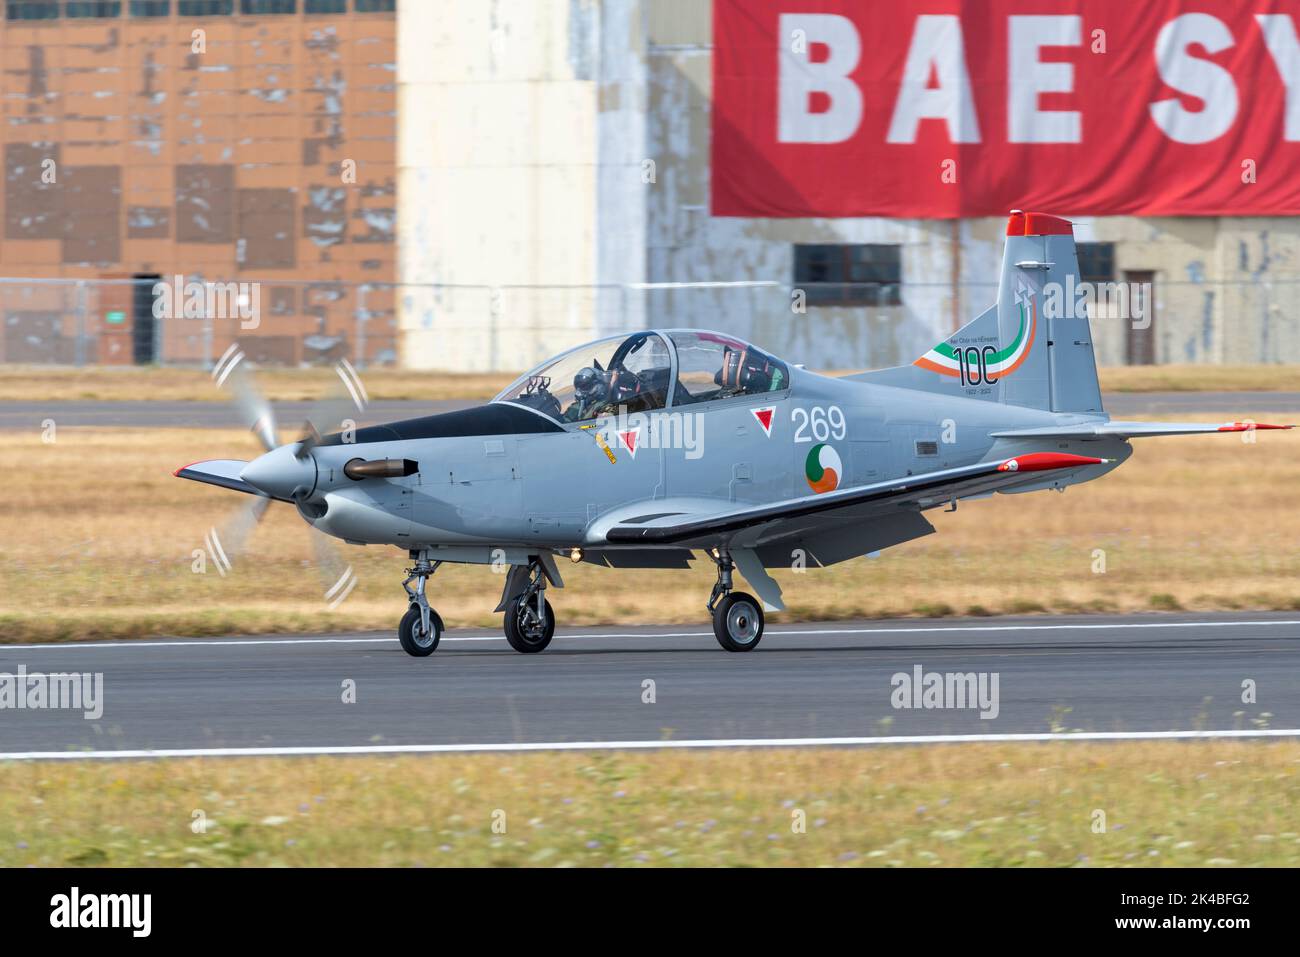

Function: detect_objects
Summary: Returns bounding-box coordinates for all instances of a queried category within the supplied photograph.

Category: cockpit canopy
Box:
[495,330,791,424]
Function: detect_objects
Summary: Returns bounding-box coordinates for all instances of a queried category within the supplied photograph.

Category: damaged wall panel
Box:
[0,6,397,365]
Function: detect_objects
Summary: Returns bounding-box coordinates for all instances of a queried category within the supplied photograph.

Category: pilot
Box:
[564,366,610,421]
[717,347,775,394]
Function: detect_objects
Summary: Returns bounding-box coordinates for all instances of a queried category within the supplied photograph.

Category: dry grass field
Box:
[0,364,515,403]
[1,362,1298,403]
[0,411,1294,643]
[1,742,1296,866]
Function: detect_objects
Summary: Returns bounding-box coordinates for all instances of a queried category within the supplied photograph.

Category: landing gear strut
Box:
[708,548,764,652]
[398,552,444,657]
[504,558,555,654]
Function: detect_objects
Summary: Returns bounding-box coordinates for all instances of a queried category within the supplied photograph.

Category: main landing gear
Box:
[398,553,444,657]
[707,548,764,652]
[503,558,556,654]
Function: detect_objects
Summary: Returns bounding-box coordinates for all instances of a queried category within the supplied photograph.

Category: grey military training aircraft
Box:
[176,210,1292,656]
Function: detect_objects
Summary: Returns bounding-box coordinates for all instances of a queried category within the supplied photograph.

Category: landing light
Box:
[570,547,583,563]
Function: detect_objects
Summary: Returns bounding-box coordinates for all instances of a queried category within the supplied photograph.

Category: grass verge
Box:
[1,742,1296,866]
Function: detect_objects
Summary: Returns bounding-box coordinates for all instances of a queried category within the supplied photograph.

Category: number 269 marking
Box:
[792,405,846,443]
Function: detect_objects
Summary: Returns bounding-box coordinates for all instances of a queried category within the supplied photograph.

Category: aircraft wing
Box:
[173,459,270,498]
[603,452,1108,546]
[992,420,1293,439]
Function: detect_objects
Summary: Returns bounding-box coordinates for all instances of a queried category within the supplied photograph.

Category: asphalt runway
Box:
[0,613,1296,757]
[0,399,473,430]
[0,392,1297,430]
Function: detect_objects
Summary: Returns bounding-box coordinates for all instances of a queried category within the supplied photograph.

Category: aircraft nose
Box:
[240,444,316,500]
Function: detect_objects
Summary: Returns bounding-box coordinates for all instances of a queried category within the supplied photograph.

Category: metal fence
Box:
[1,275,1297,371]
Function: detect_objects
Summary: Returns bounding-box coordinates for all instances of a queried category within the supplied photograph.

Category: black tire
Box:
[504,596,555,654]
[398,604,443,657]
[712,592,764,652]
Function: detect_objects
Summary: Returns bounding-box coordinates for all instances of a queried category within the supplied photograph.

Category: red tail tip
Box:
[1006,210,1073,237]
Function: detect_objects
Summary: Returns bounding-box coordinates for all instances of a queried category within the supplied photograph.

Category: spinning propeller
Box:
[204,345,367,608]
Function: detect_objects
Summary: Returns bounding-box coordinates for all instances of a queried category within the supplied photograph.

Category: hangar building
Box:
[398,0,1300,372]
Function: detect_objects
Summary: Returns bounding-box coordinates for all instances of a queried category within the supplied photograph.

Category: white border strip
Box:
[4,728,1300,761]
[0,619,1297,652]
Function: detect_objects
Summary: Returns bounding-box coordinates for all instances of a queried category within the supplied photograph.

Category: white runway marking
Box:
[2,728,1299,761]
[0,618,1296,652]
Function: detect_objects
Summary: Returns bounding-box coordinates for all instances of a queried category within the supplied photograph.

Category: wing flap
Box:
[604,453,1108,545]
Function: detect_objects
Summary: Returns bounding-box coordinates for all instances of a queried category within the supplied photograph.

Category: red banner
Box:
[711,1,1300,217]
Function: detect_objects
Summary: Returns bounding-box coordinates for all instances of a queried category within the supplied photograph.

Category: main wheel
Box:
[712,592,764,652]
[504,596,555,654]
[398,604,443,657]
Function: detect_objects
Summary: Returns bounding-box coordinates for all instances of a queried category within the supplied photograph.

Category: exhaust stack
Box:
[343,458,419,480]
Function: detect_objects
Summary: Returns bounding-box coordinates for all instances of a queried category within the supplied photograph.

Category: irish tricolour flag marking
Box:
[914,275,1037,380]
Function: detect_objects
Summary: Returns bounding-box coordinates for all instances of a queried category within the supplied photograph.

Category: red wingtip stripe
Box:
[1217,422,1294,432]
[997,452,1105,473]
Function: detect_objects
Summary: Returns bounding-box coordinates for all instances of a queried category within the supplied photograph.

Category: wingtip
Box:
[1217,421,1295,432]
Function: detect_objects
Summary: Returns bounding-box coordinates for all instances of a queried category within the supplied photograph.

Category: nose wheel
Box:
[399,603,443,656]
[398,553,443,657]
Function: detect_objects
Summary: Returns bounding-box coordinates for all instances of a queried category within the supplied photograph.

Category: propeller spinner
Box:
[197,348,370,603]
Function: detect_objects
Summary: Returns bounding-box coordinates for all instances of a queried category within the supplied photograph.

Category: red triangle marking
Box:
[619,429,638,457]
[752,407,774,436]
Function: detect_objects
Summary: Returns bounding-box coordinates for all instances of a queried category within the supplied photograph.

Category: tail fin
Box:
[847,211,1104,415]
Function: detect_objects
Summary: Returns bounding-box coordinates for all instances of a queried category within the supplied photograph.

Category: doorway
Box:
[1124,270,1156,365]
[131,273,161,364]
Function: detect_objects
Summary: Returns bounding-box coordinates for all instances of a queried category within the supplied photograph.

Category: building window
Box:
[240,0,293,12]
[178,0,231,12]
[354,0,394,11]
[65,1,121,15]
[304,0,343,11]
[129,0,169,14]
[1076,242,1116,283]
[7,1,60,18]
[794,244,902,307]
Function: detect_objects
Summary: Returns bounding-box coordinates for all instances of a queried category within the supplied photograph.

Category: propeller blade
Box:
[310,526,358,610]
[213,343,278,452]
[294,421,322,461]
[203,493,271,577]
[294,358,369,459]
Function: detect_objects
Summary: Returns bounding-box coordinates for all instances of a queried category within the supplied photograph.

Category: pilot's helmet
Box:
[573,366,606,401]
[740,364,771,392]
[718,347,771,392]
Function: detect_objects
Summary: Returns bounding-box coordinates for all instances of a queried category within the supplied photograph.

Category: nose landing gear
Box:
[398,552,443,657]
